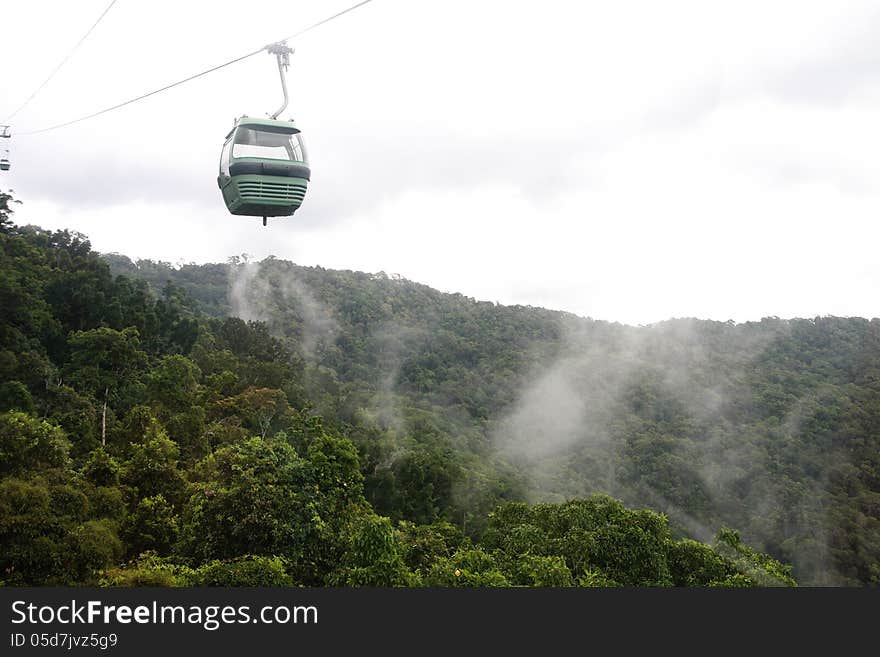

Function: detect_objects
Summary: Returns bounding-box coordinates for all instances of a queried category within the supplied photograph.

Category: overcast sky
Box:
[2,0,879,325]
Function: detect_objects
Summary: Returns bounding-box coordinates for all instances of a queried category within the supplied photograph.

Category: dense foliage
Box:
[4,188,870,585]
[101,246,880,586]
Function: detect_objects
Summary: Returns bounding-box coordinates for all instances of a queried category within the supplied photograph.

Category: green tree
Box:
[64,519,124,583]
[64,327,147,446]
[180,427,367,585]
[0,189,21,230]
[397,520,464,574]
[214,386,292,440]
[179,437,312,563]
[0,380,34,413]
[121,419,186,507]
[122,495,179,558]
[714,528,797,587]
[0,411,70,476]
[81,447,121,487]
[188,556,293,587]
[423,549,509,587]
[327,515,414,586]
[147,355,206,459]
[0,477,122,585]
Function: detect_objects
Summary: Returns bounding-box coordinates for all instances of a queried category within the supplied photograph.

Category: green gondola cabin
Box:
[0,126,9,171]
[218,116,310,221]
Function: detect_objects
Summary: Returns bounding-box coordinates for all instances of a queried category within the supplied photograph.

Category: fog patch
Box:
[227,258,339,363]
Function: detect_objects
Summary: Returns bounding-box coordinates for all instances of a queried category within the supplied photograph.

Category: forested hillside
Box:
[1,188,873,586]
[103,238,880,586]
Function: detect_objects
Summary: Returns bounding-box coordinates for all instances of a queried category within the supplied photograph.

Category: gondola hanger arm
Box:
[266,42,295,120]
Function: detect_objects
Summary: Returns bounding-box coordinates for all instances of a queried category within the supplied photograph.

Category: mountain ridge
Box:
[101,250,880,585]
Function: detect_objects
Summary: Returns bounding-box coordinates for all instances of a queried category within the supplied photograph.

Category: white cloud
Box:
[2,0,879,324]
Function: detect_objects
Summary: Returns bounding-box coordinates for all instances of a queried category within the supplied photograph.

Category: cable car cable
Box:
[273,0,374,44]
[3,0,120,124]
[17,0,375,137]
[19,48,265,136]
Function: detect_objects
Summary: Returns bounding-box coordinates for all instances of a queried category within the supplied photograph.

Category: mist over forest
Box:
[2,190,878,586]
[104,242,880,586]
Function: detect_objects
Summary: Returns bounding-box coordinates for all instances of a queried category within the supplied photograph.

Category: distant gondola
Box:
[1,125,10,171]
